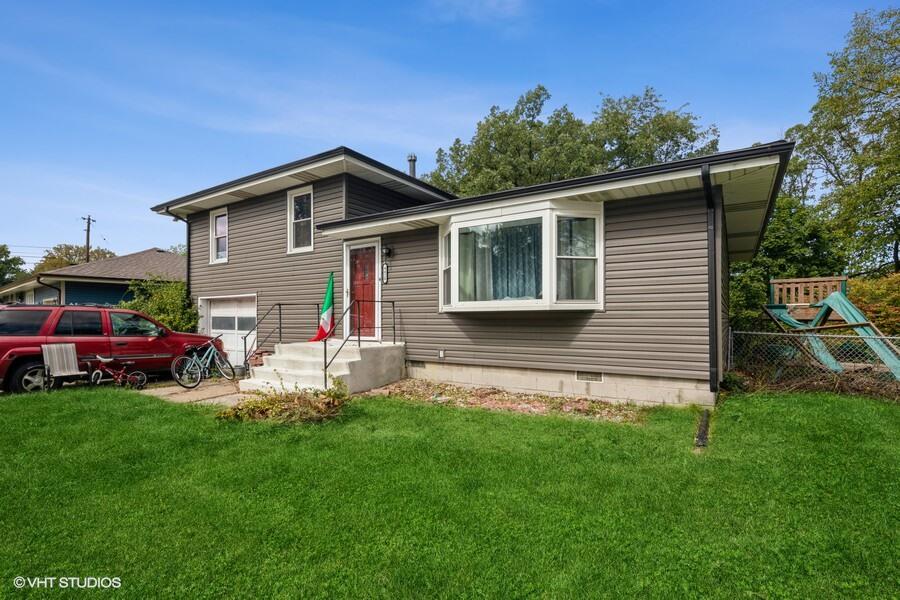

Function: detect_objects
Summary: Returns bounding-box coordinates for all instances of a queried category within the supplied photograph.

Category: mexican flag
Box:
[309,272,335,342]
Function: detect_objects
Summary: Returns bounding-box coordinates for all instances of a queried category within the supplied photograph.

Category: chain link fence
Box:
[728,330,900,400]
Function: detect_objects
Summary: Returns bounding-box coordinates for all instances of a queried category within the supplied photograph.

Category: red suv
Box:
[0,305,220,393]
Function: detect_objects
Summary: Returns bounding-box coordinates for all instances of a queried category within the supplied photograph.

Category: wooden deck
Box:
[769,276,847,322]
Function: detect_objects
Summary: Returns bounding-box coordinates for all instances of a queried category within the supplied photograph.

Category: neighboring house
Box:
[151,142,793,405]
[0,248,185,306]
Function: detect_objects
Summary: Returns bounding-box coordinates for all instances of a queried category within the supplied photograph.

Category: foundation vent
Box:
[407,360,426,369]
[576,371,604,383]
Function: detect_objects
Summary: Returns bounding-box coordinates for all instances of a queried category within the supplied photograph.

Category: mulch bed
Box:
[366,378,644,423]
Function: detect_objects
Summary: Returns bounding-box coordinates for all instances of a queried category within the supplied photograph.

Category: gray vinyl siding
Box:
[380,191,711,381]
[188,177,345,343]
[344,174,429,218]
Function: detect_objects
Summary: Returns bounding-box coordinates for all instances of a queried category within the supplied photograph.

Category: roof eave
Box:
[151,146,455,215]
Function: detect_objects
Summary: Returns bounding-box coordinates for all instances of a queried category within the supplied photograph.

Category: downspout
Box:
[164,207,191,302]
[35,275,62,304]
[701,164,719,393]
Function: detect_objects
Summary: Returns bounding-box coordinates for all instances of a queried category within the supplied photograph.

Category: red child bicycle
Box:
[89,356,148,390]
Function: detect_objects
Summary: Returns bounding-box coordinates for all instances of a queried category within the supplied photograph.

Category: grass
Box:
[0,388,897,598]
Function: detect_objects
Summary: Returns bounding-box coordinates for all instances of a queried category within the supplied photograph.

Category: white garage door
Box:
[208,297,257,365]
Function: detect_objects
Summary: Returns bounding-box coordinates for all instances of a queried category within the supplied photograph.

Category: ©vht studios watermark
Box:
[13,576,121,590]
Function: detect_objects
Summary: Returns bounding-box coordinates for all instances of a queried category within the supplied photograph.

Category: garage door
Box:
[208,297,257,365]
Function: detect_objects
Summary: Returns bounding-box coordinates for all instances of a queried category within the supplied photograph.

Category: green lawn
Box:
[0,389,897,598]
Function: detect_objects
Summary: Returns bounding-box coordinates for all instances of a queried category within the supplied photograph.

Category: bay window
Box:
[442,206,602,311]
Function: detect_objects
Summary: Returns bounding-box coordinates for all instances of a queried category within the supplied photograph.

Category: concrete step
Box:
[239,378,321,393]
[263,354,355,371]
[274,342,361,361]
[249,365,349,384]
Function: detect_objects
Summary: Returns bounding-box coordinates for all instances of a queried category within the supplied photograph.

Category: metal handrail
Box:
[241,302,313,371]
[238,299,398,383]
[322,299,397,388]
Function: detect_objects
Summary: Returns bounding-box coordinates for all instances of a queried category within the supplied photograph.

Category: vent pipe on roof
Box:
[407,153,417,178]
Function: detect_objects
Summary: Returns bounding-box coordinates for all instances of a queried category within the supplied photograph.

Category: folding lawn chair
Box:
[41,343,89,390]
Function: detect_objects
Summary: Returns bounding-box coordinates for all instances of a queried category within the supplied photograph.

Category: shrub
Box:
[120,277,199,333]
[849,273,900,336]
[217,378,350,423]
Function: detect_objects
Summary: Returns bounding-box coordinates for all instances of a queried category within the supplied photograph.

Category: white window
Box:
[210,208,228,264]
[555,215,599,302]
[287,187,314,253]
[458,216,543,302]
[441,232,451,306]
[443,206,603,311]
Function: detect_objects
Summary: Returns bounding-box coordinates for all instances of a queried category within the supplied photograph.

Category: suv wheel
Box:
[9,360,53,393]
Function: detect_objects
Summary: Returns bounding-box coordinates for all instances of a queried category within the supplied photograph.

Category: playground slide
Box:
[815,292,900,380]
[765,292,900,380]
[766,306,844,372]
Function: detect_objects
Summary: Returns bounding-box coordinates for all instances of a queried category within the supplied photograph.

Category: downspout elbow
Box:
[35,275,62,305]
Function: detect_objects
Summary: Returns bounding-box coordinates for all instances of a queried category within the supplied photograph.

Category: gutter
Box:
[35,275,62,304]
[164,207,191,302]
[701,164,719,393]
[319,140,795,232]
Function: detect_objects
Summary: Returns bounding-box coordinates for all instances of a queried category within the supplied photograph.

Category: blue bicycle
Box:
[170,334,236,389]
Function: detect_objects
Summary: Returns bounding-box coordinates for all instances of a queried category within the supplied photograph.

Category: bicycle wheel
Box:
[171,356,202,389]
[213,352,236,380]
[126,371,148,390]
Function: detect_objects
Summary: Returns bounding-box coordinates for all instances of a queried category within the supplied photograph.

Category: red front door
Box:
[349,246,377,338]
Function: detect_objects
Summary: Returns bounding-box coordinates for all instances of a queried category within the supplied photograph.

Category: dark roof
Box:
[318,140,795,231]
[43,248,185,282]
[152,146,456,212]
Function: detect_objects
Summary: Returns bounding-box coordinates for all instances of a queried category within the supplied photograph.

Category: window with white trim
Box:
[288,188,314,253]
[441,232,451,306]
[556,215,599,302]
[210,208,228,263]
[442,206,603,311]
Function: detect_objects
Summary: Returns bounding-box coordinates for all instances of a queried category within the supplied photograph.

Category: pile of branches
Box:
[217,378,350,423]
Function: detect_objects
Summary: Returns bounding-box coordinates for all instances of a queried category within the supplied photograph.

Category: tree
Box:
[589,87,719,170]
[423,85,719,196]
[32,244,116,273]
[120,277,198,333]
[0,244,26,286]
[166,244,187,256]
[729,159,848,330]
[791,8,899,273]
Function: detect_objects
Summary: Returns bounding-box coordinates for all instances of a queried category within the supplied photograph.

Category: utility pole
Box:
[82,215,96,262]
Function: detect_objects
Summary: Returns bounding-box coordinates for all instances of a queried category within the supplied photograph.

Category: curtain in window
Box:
[459,217,542,301]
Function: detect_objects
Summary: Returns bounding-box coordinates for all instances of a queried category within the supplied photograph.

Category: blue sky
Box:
[0,0,889,268]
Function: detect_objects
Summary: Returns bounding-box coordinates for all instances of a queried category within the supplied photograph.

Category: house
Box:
[0,248,185,306]
[151,142,793,406]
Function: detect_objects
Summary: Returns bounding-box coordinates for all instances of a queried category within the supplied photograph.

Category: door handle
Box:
[114,342,128,347]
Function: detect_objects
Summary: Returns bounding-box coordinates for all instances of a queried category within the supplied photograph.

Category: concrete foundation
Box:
[406,361,715,407]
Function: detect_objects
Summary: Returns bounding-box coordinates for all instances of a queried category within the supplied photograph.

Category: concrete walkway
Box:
[141,381,247,407]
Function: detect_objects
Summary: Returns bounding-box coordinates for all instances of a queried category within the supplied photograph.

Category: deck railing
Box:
[769,276,847,305]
